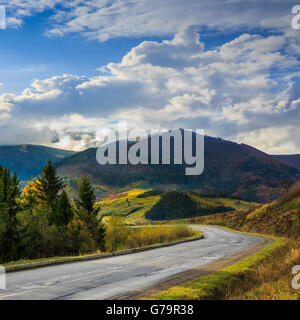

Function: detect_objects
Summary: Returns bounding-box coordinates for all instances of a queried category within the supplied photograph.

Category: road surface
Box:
[0,226,264,300]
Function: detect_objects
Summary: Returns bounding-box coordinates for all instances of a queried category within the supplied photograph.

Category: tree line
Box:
[145,191,235,220]
[0,160,105,264]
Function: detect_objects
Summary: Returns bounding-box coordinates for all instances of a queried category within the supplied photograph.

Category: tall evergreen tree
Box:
[76,176,104,250]
[0,167,21,262]
[35,159,64,209]
[76,176,99,215]
[54,190,74,226]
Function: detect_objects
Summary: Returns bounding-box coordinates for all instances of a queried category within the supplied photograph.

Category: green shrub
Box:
[104,215,130,252]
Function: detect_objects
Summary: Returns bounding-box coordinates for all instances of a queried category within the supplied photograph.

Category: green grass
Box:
[148,232,286,300]
[99,189,161,224]
[125,226,202,250]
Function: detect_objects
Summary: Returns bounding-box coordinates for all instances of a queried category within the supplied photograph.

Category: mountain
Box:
[0,145,76,181]
[271,154,300,169]
[56,132,300,203]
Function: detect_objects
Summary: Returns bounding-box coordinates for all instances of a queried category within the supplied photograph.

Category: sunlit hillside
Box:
[98,189,258,224]
[99,189,161,224]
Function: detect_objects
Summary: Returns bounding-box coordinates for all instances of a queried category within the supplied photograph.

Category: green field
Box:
[99,189,161,224]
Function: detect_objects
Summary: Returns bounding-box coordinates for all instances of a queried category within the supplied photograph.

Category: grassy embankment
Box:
[148,185,300,300]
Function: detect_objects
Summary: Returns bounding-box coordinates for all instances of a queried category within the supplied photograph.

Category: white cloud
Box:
[1,25,300,153]
[45,0,298,41]
[236,126,297,154]
[0,0,295,40]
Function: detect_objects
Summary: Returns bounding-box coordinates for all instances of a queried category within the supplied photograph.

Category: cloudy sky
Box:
[0,0,300,153]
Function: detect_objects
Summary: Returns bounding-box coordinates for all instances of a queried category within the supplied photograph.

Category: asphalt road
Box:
[0,226,262,300]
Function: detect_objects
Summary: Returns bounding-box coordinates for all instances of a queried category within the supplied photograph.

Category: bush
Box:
[65,219,97,255]
[127,225,194,249]
[104,215,130,252]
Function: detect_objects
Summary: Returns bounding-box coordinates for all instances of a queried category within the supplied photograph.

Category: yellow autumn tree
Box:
[22,180,42,207]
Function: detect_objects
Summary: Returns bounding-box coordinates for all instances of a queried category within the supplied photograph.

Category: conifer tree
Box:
[0,167,21,262]
[76,176,104,250]
[35,159,64,209]
[76,176,99,215]
[54,190,74,226]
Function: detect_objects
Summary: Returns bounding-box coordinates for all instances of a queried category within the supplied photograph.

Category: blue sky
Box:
[0,12,157,93]
[0,0,300,154]
[0,10,245,94]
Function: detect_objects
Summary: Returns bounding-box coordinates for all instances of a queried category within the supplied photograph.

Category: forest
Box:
[0,160,105,264]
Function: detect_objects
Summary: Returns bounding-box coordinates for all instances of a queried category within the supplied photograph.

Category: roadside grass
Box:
[148,235,288,300]
[126,225,200,249]
[231,240,300,300]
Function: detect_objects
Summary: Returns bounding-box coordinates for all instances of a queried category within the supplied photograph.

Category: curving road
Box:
[0,226,265,300]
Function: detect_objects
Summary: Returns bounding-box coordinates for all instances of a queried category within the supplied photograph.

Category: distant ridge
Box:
[56,132,300,203]
[0,145,76,180]
[271,154,300,169]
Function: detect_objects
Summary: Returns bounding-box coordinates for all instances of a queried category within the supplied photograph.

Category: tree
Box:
[35,159,64,209]
[75,176,104,249]
[0,167,21,262]
[54,190,74,226]
[65,219,97,255]
[77,206,105,251]
[104,215,129,252]
[76,176,99,215]
[22,180,42,209]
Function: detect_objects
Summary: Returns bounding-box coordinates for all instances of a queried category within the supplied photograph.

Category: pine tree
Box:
[76,176,104,250]
[0,167,21,262]
[76,176,98,215]
[35,159,64,209]
[54,190,74,226]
